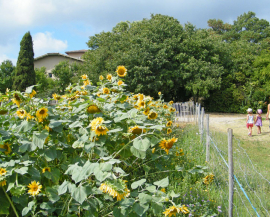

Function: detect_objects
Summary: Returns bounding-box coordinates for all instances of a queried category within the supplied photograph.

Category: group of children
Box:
[246,108,263,137]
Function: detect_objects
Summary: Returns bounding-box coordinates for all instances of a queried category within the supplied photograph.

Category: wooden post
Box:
[200,107,204,143]
[228,128,234,217]
[206,114,210,162]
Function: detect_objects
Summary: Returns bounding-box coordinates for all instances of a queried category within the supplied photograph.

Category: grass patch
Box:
[182,123,270,216]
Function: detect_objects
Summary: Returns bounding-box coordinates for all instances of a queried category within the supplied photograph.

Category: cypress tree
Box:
[13,31,36,91]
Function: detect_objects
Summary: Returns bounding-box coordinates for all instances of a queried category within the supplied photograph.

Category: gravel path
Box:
[208,113,270,142]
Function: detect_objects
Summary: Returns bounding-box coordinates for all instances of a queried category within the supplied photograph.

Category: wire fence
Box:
[173,102,270,217]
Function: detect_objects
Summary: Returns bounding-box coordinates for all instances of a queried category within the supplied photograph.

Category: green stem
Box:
[2,186,19,217]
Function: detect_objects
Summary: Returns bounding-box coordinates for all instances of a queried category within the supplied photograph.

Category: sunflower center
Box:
[20,110,25,114]
[132,128,143,134]
[14,94,20,101]
[32,186,38,191]
[149,113,156,118]
[39,110,45,115]
[166,141,174,149]
[3,145,8,150]
[118,69,125,75]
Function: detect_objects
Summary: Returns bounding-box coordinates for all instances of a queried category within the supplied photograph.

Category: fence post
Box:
[198,104,201,130]
[228,128,234,217]
[200,107,204,143]
[206,114,210,162]
[195,102,197,123]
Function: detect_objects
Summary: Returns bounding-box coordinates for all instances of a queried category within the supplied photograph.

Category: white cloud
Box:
[33,32,68,57]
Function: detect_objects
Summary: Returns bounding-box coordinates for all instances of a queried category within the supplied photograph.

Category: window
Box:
[48,73,52,78]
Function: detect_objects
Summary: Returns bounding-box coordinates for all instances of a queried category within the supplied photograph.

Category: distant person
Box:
[266,103,270,129]
[254,109,262,134]
[246,108,254,137]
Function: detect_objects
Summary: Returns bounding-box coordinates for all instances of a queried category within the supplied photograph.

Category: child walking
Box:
[246,108,254,137]
[254,109,263,134]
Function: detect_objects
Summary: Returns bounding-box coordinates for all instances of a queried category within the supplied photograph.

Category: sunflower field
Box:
[0,66,220,217]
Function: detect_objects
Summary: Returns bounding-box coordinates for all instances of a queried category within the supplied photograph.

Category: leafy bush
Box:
[0,67,219,216]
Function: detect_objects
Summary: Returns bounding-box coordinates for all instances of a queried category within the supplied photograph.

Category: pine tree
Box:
[13,31,36,91]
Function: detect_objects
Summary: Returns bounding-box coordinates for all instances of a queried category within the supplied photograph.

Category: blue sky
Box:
[1,0,270,65]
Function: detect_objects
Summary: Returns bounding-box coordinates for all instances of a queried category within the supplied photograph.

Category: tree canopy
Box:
[84,14,229,102]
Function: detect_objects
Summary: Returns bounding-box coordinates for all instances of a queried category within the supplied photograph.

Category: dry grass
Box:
[208,113,270,177]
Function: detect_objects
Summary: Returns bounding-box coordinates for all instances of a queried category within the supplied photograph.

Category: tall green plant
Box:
[13,31,36,91]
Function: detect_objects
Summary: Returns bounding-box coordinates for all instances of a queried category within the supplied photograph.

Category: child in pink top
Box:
[246,108,254,137]
[254,109,262,134]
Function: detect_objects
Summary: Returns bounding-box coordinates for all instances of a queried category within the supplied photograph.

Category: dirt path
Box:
[209,113,270,142]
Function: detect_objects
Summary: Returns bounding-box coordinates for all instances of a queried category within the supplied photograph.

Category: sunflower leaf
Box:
[154,177,169,188]
[131,179,146,189]
[32,130,49,149]
[133,137,151,151]
[130,146,146,159]
[71,186,88,204]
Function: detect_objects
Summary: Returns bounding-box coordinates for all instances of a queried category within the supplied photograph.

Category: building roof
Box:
[65,49,88,54]
[34,53,84,61]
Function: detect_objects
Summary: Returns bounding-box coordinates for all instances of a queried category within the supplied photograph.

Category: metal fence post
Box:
[200,107,204,143]
[228,128,234,217]
[206,114,210,162]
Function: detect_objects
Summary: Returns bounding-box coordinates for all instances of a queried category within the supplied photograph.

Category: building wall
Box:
[34,55,82,73]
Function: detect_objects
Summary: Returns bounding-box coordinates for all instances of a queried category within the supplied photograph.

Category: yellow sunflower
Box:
[170,107,176,112]
[169,101,174,105]
[158,92,161,96]
[137,100,146,108]
[28,181,42,196]
[166,121,172,127]
[90,117,104,130]
[129,126,145,135]
[99,75,104,81]
[161,188,166,193]
[29,90,37,98]
[116,66,127,77]
[99,180,130,201]
[52,93,61,100]
[16,109,27,119]
[159,137,178,154]
[12,95,21,107]
[0,168,7,176]
[163,205,181,217]
[180,205,189,214]
[83,79,91,86]
[42,167,51,173]
[87,105,101,114]
[36,107,48,121]
[148,111,158,120]
[107,74,112,81]
[27,114,34,121]
[163,105,168,109]
[203,174,215,185]
[95,126,109,136]
[143,107,150,115]
[0,180,6,186]
[0,143,12,155]
[167,128,172,134]
[81,74,88,80]
[103,88,110,94]
[117,80,124,86]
